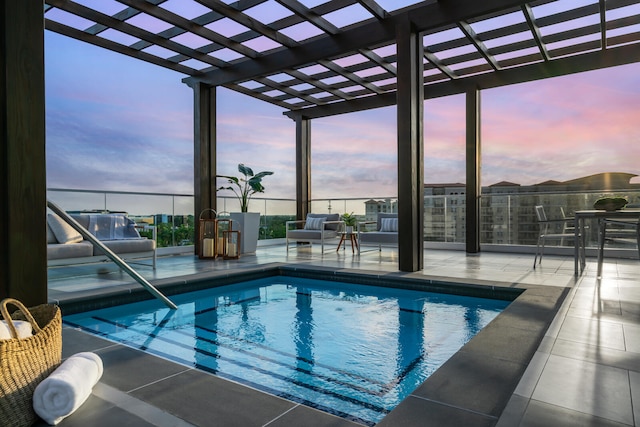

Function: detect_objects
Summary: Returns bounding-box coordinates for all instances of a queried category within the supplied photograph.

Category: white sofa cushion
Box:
[94,239,155,256]
[47,214,83,244]
[47,241,93,260]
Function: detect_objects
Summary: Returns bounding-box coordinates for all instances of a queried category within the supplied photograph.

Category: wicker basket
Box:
[0,298,62,427]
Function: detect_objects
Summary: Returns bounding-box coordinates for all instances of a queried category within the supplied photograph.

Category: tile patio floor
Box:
[44,242,640,426]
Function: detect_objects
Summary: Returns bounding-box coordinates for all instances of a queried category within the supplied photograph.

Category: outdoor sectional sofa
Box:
[46,212,156,269]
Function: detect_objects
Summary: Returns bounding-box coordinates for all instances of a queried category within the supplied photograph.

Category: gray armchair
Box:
[357,213,398,255]
[286,213,342,253]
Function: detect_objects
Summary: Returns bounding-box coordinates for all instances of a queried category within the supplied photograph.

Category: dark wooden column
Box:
[295,116,311,221]
[396,16,424,272]
[465,88,481,253]
[190,82,217,255]
[0,1,47,305]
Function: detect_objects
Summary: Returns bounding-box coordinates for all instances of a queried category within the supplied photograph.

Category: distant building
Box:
[423,172,640,245]
[423,183,467,242]
[364,199,397,221]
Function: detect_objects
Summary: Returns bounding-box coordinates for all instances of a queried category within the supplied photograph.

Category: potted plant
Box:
[216,164,274,213]
[216,164,274,253]
[342,212,357,234]
[593,196,628,211]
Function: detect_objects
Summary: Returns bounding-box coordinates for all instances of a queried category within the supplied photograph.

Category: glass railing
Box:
[47,189,298,247]
[47,188,639,250]
[214,197,297,241]
[47,188,196,248]
[425,189,640,249]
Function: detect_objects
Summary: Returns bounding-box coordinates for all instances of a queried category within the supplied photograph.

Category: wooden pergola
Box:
[3,0,640,304]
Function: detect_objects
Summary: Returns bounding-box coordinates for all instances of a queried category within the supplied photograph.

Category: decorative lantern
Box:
[216,219,232,257]
[223,230,241,259]
[198,209,218,259]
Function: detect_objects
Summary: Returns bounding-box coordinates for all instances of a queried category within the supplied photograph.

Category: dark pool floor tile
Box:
[61,327,119,357]
[266,404,365,427]
[376,396,497,427]
[94,345,190,392]
[130,368,297,427]
[460,318,546,364]
[32,395,157,427]
[412,350,525,418]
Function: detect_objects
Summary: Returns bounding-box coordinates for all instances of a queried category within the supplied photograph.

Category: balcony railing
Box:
[48,188,640,251]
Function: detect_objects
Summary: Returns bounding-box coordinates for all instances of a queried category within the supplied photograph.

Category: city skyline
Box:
[45,29,640,203]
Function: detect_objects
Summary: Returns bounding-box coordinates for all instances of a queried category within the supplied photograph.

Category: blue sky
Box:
[45,30,640,203]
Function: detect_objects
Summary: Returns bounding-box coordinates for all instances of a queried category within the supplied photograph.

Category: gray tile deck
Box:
[44,242,640,426]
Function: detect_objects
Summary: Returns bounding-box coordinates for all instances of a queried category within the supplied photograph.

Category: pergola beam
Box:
[284,42,640,119]
[188,0,529,86]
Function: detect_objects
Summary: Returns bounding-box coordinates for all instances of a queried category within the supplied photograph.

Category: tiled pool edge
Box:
[55,264,523,315]
[55,266,570,426]
[378,285,570,426]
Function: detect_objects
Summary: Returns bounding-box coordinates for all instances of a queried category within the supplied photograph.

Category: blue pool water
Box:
[64,277,510,426]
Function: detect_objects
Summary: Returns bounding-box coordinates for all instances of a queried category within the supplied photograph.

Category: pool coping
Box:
[55,265,570,426]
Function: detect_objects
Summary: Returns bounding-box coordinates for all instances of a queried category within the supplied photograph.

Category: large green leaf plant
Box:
[216,164,274,212]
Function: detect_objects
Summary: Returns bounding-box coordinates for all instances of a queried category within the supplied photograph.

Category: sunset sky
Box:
[44,29,640,204]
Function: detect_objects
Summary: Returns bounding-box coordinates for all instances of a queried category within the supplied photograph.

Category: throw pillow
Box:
[380,218,398,232]
[304,216,326,230]
[48,213,84,244]
[46,223,57,244]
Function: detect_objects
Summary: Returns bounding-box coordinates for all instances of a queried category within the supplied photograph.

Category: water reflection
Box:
[294,287,315,369]
[195,297,219,372]
[396,297,425,397]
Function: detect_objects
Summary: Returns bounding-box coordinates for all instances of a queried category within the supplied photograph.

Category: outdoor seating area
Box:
[4,1,640,426]
[46,212,157,269]
[284,212,401,255]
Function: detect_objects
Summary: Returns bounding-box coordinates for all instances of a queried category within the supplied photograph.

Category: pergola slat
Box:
[43,0,640,112]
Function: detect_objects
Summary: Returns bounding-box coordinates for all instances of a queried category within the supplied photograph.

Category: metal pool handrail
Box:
[47,200,178,310]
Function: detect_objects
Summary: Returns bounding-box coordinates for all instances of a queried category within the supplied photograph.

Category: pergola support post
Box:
[396,16,424,272]
[466,88,481,253]
[189,82,217,256]
[1,1,47,305]
[295,117,312,221]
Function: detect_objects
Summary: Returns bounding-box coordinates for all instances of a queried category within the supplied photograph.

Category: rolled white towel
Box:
[0,319,33,340]
[33,352,104,425]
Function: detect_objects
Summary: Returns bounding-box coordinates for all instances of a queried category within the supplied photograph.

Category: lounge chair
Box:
[285,213,342,253]
[357,213,398,255]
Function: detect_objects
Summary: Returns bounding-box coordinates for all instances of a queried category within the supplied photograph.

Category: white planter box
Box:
[230,212,260,254]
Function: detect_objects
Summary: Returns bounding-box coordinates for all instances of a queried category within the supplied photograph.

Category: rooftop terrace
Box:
[47,244,640,426]
[3,2,640,424]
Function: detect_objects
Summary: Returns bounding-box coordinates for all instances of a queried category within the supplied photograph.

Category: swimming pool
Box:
[64,276,510,426]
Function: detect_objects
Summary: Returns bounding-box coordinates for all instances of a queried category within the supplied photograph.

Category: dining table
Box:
[573,208,640,275]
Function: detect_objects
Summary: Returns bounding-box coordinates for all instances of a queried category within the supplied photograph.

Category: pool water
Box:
[64,277,510,426]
